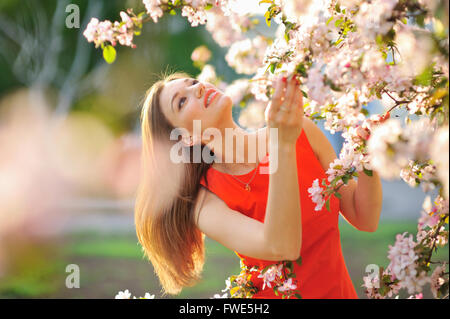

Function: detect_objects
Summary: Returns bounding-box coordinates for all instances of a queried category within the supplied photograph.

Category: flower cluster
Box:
[115,289,155,299]
[143,0,216,25]
[220,259,259,298]
[387,232,429,295]
[308,113,390,212]
[362,194,449,299]
[368,117,438,180]
[83,9,143,49]
[219,258,303,299]
[225,36,269,75]
[257,262,300,298]
[400,160,438,192]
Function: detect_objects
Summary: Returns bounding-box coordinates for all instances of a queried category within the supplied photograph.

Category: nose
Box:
[195,82,205,99]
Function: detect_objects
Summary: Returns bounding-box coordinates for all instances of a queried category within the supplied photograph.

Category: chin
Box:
[209,95,233,127]
[219,95,233,116]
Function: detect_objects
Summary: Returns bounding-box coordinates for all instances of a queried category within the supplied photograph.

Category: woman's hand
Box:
[265,74,304,145]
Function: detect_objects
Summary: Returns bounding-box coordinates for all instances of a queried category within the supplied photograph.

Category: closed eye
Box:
[178,79,199,110]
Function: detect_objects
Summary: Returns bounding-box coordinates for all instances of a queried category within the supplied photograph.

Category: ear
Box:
[181,135,194,147]
[181,135,202,147]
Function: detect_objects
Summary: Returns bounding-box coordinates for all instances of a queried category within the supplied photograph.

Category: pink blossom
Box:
[430,264,447,298]
[257,264,283,290]
[83,17,99,43]
[120,11,134,28]
[182,6,207,27]
[307,179,325,211]
[277,278,297,292]
[143,0,164,23]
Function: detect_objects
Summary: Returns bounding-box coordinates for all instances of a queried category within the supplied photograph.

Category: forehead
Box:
[160,78,190,107]
[160,78,190,118]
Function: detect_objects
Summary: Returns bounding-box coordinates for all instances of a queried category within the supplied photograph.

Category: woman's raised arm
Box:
[194,75,304,261]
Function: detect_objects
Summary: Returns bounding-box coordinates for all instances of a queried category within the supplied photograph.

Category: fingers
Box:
[266,75,287,126]
[289,78,304,118]
[283,75,297,110]
[275,75,297,123]
[271,75,287,114]
[267,73,303,127]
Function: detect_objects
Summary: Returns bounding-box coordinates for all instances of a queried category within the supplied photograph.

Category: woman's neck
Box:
[207,121,268,174]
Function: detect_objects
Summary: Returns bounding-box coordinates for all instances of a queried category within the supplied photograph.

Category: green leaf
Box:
[378,284,388,296]
[295,256,302,266]
[259,0,273,4]
[334,18,343,28]
[376,89,382,99]
[103,45,116,64]
[261,265,271,274]
[375,34,383,46]
[286,261,294,273]
[264,11,271,27]
[294,293,302,299]
[342,175,350,185]
[204,3,213,10]
[361,108,369,116]
[416,66,433,86]
[325,198,331,212]
[270,63,276,74]
[169,9,176,15]
[334,192,342,199]
[295,62,307,77]
[416,14,425,27]
[363,168,373,177]
[335,2,341,13]
[326,16,334,26]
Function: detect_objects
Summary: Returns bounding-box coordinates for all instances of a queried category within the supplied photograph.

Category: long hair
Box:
[135,71,213,295]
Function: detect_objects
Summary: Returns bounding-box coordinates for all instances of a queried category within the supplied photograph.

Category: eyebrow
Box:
[171,78,190,114]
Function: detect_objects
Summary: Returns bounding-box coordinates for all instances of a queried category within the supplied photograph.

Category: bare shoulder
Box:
[302,117,337,171]
[193,185,225,226]
[193,186,209,226]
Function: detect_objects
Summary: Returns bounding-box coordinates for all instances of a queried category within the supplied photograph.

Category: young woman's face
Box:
[159,78,233,137]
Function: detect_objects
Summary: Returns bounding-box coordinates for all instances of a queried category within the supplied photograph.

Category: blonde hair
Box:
[135,71,213,295]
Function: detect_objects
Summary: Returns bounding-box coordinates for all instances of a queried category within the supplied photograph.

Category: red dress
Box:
[199,130,358,299]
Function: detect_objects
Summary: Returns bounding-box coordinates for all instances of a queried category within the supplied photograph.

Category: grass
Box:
[0,221,447,299]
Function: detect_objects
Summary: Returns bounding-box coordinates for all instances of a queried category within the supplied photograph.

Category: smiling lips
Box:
[204,88,219,108]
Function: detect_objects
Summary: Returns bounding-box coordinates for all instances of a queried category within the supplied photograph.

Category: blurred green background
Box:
[1,221,447,299]
[0,0,447,299]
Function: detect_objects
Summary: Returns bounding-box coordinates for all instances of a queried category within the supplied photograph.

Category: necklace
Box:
[228,165,259,191]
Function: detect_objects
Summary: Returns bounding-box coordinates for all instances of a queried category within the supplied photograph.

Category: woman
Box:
[135,71,383,298]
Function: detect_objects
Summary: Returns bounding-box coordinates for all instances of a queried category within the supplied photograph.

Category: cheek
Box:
[180,103,204,129]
